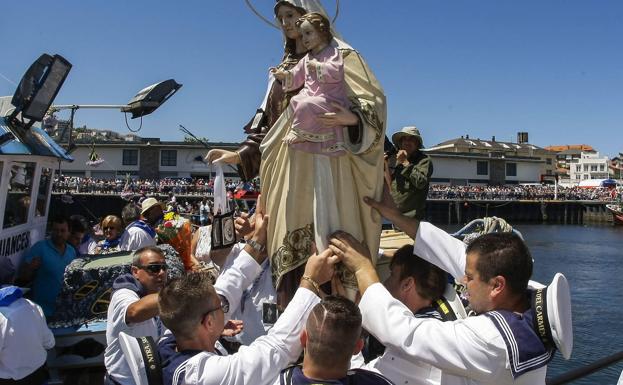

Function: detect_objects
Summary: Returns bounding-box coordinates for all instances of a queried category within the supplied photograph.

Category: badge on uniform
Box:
[262,302,279,325]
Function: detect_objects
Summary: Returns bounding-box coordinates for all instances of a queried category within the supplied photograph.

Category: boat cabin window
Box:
[36,167,53,217]
[3,162,36,229]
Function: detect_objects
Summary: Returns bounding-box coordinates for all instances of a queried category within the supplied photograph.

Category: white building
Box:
[424,135,556,185]
[567,151,610,185]
[59,139,240,180]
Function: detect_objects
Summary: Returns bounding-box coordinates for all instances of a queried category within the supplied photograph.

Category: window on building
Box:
[122,149,138,165]
[476,161,488,175]
[599,164,605,171]
[546,169,552,175]
[576,165,581,172]
[4,162,36,229]
[584,165,588,172]
[590,165,597,172]
[583,174,589,179]
[546,158,552,165]
[161,150,177,166]
[506,162,517,177]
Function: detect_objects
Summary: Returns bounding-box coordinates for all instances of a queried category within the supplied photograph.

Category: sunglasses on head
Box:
[103,226,118,231]
[135,263,167,274]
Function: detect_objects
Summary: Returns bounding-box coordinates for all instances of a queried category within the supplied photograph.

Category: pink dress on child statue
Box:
[283,45,350,156]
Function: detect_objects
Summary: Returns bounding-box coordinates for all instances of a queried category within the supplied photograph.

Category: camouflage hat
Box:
[391,126,423,148]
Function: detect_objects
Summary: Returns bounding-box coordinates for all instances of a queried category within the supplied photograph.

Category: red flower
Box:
[164,221,173,228]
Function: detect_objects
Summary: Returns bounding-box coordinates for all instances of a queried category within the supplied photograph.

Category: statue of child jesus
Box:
[271,12,350,156]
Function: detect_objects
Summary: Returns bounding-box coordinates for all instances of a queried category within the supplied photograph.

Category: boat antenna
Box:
[179,124,210,149]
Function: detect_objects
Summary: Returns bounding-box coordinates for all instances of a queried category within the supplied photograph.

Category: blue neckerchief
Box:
[100,233,124,249]
[280,366,393,385]
[112,273,146,297]
[0,286,23,307]
[485,309,555,379]
[414,305,444,321]
[159,333,203,385]
[128,220,156,238]
[81,233,92,245]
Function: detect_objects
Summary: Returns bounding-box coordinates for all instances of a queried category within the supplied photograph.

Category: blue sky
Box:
[1,1,622,156]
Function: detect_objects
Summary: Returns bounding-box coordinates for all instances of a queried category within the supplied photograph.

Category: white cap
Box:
[533,273,573,359]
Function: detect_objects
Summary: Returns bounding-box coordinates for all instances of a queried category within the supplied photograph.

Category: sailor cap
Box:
[532,273,573,359]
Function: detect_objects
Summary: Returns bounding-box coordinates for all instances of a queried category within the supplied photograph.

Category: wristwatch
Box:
[246,238,265,253]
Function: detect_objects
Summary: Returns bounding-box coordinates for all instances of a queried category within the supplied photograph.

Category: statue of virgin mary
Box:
[259,0,387,300]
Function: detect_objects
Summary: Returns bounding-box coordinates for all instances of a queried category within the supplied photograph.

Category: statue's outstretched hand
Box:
[205,149,239,165]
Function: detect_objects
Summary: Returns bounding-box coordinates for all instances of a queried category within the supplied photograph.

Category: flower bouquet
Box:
[156,212,193,270]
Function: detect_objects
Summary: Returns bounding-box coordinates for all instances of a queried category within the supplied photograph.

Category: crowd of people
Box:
[52,175,620,203]
[428,184,619,201]
[52,176,259,197]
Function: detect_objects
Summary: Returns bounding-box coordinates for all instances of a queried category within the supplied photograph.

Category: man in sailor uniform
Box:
[155,246,338,385]
[350,244,454,385]
[276,296,393,385]
[329,190,573,385]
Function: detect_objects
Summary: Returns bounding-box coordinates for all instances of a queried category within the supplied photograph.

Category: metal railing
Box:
[546,351,623,385]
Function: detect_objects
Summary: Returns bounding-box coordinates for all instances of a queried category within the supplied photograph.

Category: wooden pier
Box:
[50,194,614,226]
[426,199,613,225]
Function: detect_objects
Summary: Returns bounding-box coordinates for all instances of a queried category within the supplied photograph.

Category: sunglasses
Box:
[201,298,230,322]
[135,263,168,274]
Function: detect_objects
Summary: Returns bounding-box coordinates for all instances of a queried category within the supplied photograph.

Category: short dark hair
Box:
[132,246,164,266]
[69,214,88,233]
[121,203,141,226]
[391,245,447,301]
[159,271,216,340]
[466,233,533,295]
[305,296,361,368]
[50,215,69,226]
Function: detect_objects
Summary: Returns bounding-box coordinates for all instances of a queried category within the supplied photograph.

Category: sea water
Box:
[520,225,623,384]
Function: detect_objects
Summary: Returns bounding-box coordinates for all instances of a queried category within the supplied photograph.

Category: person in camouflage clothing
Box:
[389,126,433,220]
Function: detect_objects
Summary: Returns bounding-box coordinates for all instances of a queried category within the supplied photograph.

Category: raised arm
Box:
[359,283,505,382]
[188,248,338,385]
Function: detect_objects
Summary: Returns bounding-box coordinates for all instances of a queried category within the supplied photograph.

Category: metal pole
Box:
[546,351,623,385]
[52,104,127,110]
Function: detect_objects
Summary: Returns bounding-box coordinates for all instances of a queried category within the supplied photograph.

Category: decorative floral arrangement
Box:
[86,142,105,167]
[156,212,193,270]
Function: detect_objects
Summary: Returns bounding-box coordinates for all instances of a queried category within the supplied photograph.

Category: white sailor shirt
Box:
[105,288,163,385]
[0,298,55,380]
[216,243,278,345]
[174,287,320,385]
[360,283,547,385]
